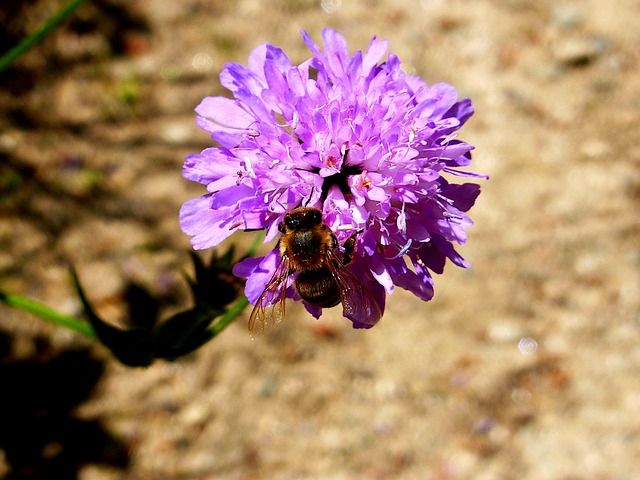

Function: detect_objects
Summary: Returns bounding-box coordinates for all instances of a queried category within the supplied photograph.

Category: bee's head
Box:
[279,207,323,233]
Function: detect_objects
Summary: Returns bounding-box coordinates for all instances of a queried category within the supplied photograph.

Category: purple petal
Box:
[362,36,389,73]
[232,248,280,304]
[195,96,255,131]
[179,196,239,250]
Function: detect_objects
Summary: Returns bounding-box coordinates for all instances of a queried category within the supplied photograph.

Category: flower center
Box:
[319,164,362,201]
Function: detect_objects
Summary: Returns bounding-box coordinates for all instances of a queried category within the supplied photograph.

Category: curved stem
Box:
[208,231,264,336]
[208,295,249,338]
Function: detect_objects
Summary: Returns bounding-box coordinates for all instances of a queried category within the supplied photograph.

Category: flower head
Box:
[180,28,484,328]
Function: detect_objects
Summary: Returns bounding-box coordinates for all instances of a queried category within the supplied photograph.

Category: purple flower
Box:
[180,28,485,328]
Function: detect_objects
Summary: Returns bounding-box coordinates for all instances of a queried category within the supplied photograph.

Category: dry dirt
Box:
[1,0,639,479]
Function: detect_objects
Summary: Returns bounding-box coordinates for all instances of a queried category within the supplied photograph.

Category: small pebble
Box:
[554,37,608,67]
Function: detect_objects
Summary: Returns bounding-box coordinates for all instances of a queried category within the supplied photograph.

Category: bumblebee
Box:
[249,207,382,333]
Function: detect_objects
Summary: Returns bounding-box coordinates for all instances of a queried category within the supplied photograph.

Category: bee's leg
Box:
[341,232,357,266]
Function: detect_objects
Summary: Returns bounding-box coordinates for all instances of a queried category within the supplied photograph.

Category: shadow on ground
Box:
[0,330,128,479]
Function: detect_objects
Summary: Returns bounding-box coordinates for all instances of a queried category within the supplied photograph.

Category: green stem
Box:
[208,295,249,338]
[0,0,90,74]
[208,231,262,337]
[0,292,95,338]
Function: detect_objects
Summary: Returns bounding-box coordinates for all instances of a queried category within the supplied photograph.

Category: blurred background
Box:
[1,0,639,478]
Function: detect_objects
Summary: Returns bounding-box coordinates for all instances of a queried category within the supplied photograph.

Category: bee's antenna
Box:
[303,186,316,208]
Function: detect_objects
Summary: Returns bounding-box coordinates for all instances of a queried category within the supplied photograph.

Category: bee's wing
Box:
[326,252,382,328]
[248,253,292,334]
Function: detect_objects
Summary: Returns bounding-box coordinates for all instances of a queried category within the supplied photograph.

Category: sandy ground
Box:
[1,0,639,479]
